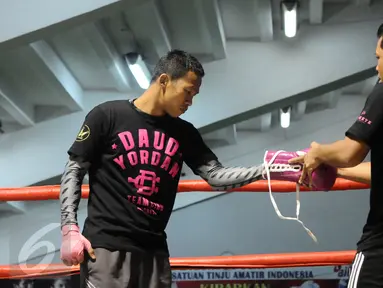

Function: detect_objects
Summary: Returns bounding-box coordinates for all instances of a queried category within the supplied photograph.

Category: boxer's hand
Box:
[288,142,323,188]
[60,225,96,266]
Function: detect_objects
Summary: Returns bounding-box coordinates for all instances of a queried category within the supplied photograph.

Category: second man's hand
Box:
[288,142,323,188]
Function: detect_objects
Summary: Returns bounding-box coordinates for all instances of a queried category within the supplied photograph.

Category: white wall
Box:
[0,95,370,265]
[186,19,380,128]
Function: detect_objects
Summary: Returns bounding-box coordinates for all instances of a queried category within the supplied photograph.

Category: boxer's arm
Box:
[60,157,90,228]
[61,105,109,229]
[195,160,263,191]
[183,122,263,191]
[337,162,371,184]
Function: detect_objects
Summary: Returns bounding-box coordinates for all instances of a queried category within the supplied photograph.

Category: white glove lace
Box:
[263,150,317,243]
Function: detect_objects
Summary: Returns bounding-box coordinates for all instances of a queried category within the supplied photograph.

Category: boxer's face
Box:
[376,37,383,81]
[162,71,201,117]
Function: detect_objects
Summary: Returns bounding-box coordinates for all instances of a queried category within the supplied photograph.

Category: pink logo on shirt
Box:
[128,170,160,197]
[111,128,182,215]
[357,111,372,125]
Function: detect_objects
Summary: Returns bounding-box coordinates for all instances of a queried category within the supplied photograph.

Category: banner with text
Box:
[0,265,352,287]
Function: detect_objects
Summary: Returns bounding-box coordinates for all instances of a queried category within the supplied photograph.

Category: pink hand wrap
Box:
[60,225,92,266]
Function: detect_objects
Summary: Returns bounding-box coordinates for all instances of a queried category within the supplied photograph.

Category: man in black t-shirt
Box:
[59,50,275,288]
[289,24,383,288]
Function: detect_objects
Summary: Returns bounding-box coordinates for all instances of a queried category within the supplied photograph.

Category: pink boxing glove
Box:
[60,225,95,266]
[263,149,337,191]
[263,149,337,243]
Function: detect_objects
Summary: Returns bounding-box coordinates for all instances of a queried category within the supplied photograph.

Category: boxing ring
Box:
[0,179,369,286]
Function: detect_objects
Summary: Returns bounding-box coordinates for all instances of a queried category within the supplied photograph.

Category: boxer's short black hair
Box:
[377,24,383,48]
[151,49,204,83]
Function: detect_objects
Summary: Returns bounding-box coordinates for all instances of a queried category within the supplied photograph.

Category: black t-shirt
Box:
[345,82,383,251]
[68,100,217,254]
